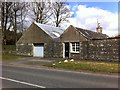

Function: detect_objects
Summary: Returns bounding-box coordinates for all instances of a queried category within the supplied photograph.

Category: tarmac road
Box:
[1,65,119,88]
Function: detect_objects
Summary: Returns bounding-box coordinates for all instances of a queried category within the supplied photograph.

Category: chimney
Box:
[96,20,102,33]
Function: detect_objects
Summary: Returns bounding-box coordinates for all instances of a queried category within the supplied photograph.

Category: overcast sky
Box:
[63,2,118,37]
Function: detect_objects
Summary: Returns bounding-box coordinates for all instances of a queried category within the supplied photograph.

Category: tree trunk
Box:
[14,10,17,43]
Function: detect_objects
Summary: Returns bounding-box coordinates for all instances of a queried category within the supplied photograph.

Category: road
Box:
[1,65,119,88]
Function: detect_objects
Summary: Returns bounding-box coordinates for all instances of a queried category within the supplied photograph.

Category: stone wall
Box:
[71,53,80,59]
[44,42,54,58]
[16,41,61,58]
[53,42,62,58]
[16,38,120,62]
[80,38,120,61]
[16,44,33,56]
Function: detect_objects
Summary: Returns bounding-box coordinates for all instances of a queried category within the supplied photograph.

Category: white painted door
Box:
[33,46,44,57]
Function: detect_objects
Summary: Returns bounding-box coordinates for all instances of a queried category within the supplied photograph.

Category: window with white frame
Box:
[71,42,80,53]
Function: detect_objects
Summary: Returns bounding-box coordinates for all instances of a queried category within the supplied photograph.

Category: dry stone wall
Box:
[80,38,120,61]
[16,44,33,56]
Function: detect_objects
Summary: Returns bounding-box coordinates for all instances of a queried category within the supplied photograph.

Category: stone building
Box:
[16,22,119,61]
[16,22,64,57]
[60,25,108,59]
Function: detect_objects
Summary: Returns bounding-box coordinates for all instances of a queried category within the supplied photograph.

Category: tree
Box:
[0,2,29,45]
[11,2,25,43]
[30,0,52,24]
[52,1,70,27]
[0,2,13,45]
[14,2,29,32]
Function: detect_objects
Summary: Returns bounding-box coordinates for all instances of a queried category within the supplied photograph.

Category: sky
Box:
[63,2,118,37]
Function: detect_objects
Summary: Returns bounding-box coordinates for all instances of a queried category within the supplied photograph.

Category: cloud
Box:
[71,5,78,11]
[67,5,118,37]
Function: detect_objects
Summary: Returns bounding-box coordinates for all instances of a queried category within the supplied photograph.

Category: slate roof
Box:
[75,27,109,39]
[17,23,109,44]
[34,22,65,38]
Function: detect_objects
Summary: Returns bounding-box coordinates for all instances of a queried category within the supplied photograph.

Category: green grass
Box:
[2,45,19,60]
[2,55,20,60]
[47,61,119,73]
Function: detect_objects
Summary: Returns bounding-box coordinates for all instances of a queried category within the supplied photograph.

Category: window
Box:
[71,42,80,53]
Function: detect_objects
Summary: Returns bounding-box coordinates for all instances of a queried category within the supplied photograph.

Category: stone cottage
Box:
[17,22,109,59]
[59,24,119,61]
[17,21,120,61]
[16,22,64,57]
[60,24,108,59]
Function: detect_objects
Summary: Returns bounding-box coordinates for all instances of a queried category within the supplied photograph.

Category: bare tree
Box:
[12,2,29,43]
[16,2,29,32]
[0,2,29,44]
[30,0,52,24]
[0,2,13,45]
[52,1,70,27]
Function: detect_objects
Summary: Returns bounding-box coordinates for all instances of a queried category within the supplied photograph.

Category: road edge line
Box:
[0,77,46,88]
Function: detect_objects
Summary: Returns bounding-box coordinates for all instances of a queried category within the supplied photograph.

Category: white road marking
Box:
[0,77,46,88]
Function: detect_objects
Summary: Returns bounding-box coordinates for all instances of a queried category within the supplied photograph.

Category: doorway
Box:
[64,42,69,58]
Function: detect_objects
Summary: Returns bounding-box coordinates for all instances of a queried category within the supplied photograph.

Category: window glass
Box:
[71,42,80,52]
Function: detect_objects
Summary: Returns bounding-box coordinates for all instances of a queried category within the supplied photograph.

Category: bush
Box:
[2,45,16,55]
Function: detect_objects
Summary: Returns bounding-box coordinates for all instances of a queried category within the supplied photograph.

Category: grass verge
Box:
[46,61,119,74]
[2,55,20,60]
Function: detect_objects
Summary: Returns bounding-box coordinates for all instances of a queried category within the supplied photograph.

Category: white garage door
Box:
[33,45,44,57]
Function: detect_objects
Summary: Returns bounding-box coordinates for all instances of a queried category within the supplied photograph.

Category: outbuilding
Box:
[16,22,64,57]
[17,22,109,60]
[60,25,108,59]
